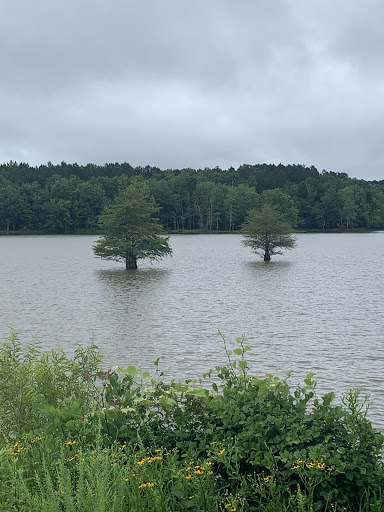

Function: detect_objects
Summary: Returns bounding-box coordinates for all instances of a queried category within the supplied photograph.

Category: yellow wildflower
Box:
[219,449,226,455]
[65,455,78,462]
[186,474,192,480]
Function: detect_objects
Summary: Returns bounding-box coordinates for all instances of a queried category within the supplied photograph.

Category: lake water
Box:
[1,233,383,427]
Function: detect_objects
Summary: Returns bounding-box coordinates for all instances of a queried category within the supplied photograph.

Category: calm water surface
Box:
[1,234,383,427]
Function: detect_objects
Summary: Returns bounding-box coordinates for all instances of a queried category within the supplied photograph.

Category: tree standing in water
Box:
[93,180,172,269]
[241,204,296,261]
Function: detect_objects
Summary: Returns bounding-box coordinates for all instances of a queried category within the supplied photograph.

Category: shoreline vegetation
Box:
[0,228,378,237]
[1,162,384,236]
[1,330,383,511]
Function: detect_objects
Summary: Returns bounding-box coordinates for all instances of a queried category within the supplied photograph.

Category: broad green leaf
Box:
[124,365,139,376]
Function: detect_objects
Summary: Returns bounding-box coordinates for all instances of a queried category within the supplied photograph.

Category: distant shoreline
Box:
[0,228,376,236]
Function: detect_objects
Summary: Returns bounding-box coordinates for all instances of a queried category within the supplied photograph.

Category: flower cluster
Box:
[184,461,214,480]
[137,455,163,465]
[291,459,329,471]
[65,454,79,462]
[8,440,28,456]
[138,482,154,488]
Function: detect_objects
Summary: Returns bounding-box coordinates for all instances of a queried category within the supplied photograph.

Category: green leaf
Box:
[124,365,139,376]
[190,388,207,398]
[172,483,184,499]
[159,397,177,408]
[322,392,335,406]
[304,373,316,386]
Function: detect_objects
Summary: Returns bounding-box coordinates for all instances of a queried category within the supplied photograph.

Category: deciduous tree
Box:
[93,180,172,269]
[241,204,296,261]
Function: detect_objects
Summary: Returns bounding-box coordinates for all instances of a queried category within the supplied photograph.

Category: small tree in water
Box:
[93,180,172,269]
[241,204,296,261]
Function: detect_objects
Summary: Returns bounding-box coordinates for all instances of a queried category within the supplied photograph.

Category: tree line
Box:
[1,160,384,233]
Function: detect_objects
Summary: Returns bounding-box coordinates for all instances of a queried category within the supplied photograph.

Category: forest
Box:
[1,160,384,234]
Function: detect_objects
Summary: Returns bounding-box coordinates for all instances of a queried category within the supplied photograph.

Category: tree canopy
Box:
[92,180,172,269]
[1,161,384,234]
[241,204,297,261]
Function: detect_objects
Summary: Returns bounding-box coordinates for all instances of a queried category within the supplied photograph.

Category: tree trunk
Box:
[264,248,271,262]
[125,252,138,270]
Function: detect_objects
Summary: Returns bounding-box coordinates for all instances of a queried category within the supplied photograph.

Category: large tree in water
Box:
[93,180,172,269]
[241,204,296,261]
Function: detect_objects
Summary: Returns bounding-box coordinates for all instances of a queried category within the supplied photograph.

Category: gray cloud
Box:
[1,0,383,180]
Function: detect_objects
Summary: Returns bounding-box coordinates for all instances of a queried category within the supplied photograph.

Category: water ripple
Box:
[0,233,383,427]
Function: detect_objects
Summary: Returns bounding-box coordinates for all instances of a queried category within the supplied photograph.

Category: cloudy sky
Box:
[1,0,383,180]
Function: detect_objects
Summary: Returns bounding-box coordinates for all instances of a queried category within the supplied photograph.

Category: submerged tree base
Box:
[126,255,138,269]
[263,248,271,261]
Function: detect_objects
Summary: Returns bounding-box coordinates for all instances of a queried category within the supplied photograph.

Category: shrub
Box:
[0,330,383,510]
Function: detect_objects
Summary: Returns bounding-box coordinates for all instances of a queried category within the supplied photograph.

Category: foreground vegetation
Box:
[0,330,383,511]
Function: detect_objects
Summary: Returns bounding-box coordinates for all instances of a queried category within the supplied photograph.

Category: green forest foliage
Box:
[1,161,384,233]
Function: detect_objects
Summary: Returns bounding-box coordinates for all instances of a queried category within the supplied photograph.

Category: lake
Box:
[1,233,383,427]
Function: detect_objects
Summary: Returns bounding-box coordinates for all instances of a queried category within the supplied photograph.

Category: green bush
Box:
[0,328,101,438]
[0,329,383,511]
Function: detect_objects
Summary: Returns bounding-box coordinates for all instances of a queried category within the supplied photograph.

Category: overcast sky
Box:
[1,1,383,181]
